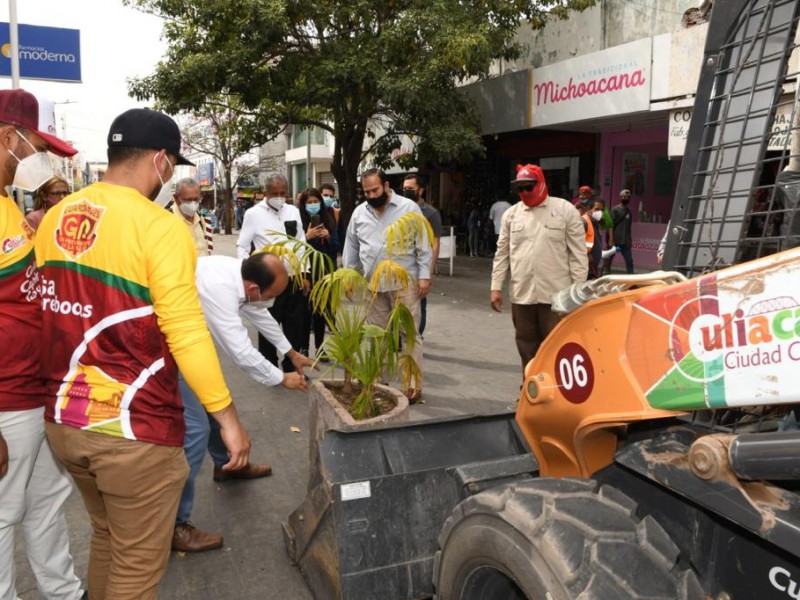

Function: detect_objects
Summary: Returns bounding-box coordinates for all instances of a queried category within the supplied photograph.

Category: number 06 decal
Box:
[554,342,594,404]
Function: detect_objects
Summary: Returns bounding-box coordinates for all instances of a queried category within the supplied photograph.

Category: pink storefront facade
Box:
[522,28,708,271]
[598,128,675,270]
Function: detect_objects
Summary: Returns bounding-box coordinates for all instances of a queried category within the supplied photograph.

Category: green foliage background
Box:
[126,0,596,215]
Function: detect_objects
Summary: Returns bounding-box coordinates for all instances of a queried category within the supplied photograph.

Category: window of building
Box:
[291,126,327,149]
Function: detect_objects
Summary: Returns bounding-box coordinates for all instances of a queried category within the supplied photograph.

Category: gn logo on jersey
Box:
[55,198,105,260]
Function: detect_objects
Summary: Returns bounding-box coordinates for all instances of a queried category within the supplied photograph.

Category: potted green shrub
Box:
[262,212,432,427]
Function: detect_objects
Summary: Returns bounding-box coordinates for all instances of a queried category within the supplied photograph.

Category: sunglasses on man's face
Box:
[517,182,537,192]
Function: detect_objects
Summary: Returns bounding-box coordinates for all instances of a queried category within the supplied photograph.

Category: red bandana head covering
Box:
[512,164,548,207]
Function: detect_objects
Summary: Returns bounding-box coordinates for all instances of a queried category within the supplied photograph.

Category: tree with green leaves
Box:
[127,0,596,221]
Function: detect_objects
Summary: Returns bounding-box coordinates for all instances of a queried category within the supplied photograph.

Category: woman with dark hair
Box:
[299,187,339,360]
[26,175,69,231]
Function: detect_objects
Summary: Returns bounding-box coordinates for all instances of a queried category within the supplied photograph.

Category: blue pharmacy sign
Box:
[0,23,81,83]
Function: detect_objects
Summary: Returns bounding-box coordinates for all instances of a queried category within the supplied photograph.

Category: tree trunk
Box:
[331,124,367,233]
[224,167,234,235]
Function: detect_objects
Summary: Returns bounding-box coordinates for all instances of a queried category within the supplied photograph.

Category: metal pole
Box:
[9,0,20,88]
[306,127,312,191]
[61,113,72,191]
[54,101,78,190]
[9,0,23,209]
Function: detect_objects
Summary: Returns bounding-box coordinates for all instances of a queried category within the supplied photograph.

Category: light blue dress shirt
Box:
[342,192,432,289]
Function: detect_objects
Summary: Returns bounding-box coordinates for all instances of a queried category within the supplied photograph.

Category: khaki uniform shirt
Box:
[491,196,588,305]
[172,203,211,257]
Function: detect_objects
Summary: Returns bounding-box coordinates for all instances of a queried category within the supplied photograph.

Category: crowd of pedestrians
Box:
[2,85,641,600]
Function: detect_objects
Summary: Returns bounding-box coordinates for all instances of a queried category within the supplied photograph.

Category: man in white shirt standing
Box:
[488,197,512,256]
[236,173,309,372]
[173,252,314,552]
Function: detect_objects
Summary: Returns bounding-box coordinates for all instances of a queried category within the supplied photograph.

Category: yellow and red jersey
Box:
[0,195,47,411]
[35,182,232,446]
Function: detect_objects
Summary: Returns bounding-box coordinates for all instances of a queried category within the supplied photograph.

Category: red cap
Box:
[511,163,542,184]
[0,89,77,157]
[579,185,593,194]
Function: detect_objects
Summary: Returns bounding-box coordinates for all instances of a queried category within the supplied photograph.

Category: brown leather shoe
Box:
[213,462,272,482]
[404,388,422,404]
[172,523,223,552]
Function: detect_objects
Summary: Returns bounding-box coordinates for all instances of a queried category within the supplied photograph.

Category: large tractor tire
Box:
[433,478,702,600]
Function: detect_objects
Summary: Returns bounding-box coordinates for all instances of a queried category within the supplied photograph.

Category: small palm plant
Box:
[261,212,432,419]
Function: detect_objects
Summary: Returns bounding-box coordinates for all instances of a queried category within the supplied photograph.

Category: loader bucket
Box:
[282,411,537,600]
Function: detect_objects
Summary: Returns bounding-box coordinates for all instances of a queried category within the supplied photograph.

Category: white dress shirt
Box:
[236,201,307,274]
[196,255,292,387]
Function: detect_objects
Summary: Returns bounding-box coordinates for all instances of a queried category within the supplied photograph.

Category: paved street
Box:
[14,234,521,600]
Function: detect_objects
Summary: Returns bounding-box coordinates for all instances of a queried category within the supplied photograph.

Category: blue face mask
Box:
[306,202,321,216]
[322,196,335,208]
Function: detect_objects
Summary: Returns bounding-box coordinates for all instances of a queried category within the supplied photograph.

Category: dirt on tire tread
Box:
[433,478,703,600]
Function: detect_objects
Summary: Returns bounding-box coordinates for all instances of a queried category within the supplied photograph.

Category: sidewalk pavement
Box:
[15,234,521,600]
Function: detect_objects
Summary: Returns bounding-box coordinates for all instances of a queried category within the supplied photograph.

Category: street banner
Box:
[197,161,215,186]
[0,23,81,83]
[669,98,795,157]
[627,249,800,410]
[531,39,652,127]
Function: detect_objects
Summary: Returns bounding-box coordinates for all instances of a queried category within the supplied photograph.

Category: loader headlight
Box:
[526,379,539,400]
[523,373,554,405]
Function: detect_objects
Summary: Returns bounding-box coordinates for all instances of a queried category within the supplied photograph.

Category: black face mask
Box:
[402,187,418,201]
[367,192,388,209]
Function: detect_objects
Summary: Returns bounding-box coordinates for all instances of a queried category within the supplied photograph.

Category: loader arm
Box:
[517,247,800,477]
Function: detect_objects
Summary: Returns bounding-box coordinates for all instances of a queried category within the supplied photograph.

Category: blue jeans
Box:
[176,377,230,524]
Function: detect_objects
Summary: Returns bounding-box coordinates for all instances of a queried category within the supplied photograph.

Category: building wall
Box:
[258,136,288,186]
[506,0,700,72]
[602,0,699,48]
[509,5,603,70]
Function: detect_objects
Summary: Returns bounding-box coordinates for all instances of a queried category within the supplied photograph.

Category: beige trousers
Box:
[367,287,424,389]
[46,423,189,600]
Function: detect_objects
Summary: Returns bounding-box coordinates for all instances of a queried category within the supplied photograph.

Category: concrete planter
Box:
[283,379,410,599]
[309,379,409,437]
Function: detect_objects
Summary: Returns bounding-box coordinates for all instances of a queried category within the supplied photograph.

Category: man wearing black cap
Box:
[35,108,252,599]
[491,164,587,372]
[609,188,635,273]
[0,88,86,600]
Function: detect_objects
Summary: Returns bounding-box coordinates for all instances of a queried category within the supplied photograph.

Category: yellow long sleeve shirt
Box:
[35,182,231,446]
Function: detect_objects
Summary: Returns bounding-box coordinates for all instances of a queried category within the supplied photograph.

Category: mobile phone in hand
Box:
[310,214,321,227]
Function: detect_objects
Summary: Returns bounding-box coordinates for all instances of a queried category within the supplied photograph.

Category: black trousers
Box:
[257,278,310,372]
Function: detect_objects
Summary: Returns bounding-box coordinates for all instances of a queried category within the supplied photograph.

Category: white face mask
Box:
[245,288,275,309]
[591,210,603,221]
[250,298,274,309]
[179,201,199,217]
[151,154,174,205]
[267,197,286,212]
[9,131,54,192]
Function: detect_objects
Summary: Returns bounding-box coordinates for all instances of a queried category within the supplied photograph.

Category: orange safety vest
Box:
[581,213,595,251]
